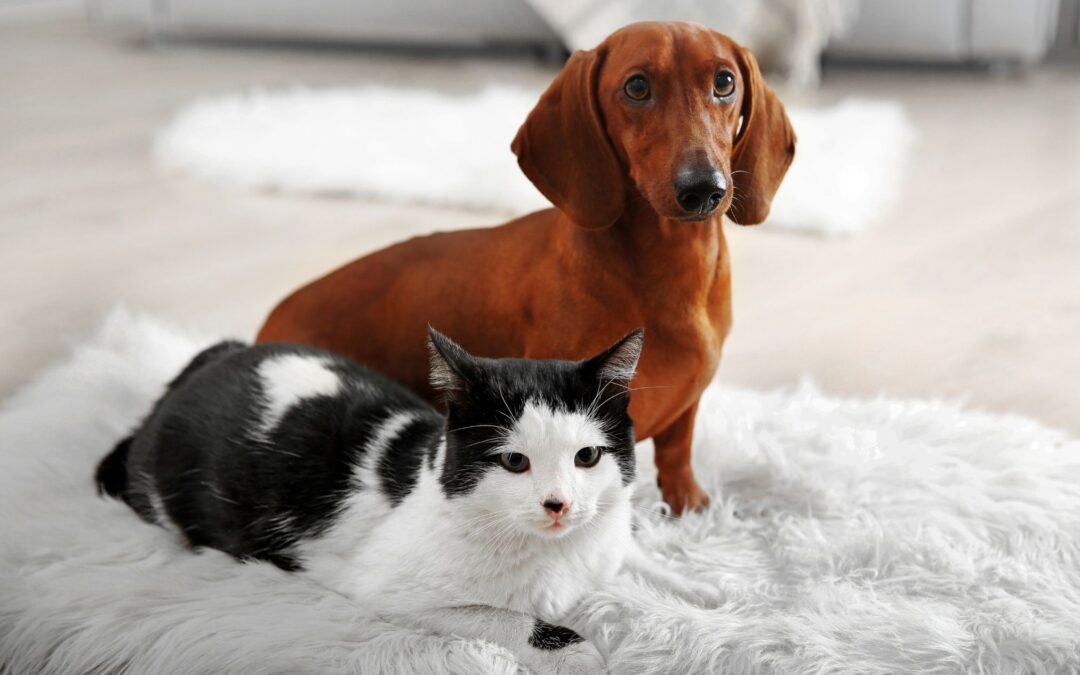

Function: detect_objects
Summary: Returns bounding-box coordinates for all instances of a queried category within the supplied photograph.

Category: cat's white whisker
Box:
[446,423,511,434]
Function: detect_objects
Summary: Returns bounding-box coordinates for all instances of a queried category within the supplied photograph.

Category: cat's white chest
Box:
[523,555,605,620]
[347,498,627,618]
[457,504,632,619]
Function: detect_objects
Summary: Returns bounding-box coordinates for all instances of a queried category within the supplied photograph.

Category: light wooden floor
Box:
[2,12,1079,434]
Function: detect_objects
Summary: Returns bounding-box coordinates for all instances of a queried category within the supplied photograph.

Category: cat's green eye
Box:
[575,446,603,468]
[498,452,530,473]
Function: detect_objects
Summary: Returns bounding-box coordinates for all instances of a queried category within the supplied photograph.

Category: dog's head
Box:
[513,21,796,229]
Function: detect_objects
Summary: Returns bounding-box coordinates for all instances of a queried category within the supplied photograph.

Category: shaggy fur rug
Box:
[2,310,1079,674]
[155,85,913,237]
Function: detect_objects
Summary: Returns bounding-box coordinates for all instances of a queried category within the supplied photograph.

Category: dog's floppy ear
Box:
[512,49,625,230]
[728,47,796,225]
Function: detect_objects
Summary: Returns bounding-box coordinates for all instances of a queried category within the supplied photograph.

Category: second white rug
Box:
[156,84,914,237]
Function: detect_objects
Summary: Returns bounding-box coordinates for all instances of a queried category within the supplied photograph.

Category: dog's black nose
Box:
[674,169,726,216]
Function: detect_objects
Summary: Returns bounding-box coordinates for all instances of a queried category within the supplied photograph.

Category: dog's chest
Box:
[631,309,724,431]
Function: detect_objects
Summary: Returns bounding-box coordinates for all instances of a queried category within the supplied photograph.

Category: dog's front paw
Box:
[523,620,606,674]
[658,468,711,515]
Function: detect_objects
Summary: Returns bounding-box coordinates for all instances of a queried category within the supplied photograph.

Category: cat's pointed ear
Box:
[582,328,645,389]
[427,327,475,401]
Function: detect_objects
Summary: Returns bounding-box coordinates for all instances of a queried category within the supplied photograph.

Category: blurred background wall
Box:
[76,0,1074,81]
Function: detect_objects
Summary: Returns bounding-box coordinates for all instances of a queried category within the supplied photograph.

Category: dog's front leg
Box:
[652,401,710,515]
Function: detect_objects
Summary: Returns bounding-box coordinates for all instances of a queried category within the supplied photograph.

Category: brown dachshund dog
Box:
[257,22,795,514]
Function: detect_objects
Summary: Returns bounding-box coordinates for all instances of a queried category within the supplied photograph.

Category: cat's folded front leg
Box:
[407,605,605,675]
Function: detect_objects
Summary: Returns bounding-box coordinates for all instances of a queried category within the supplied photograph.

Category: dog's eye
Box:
[498,452,530,473]
[713,70,736,98]
[575,446,603,468]
[624,75,650,102]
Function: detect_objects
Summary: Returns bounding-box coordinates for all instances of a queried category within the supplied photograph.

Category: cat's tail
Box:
[96,435,133,499]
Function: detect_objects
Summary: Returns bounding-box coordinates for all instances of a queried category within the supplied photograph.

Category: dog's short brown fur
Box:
[257,22,795,514]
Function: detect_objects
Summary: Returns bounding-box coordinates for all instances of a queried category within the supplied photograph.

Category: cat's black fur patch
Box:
[378,417,441,505]
[169,339,248,389]
[95,435,131,499]
[97,341,442,570]
[528,619,585,650]
[96,341,248,505]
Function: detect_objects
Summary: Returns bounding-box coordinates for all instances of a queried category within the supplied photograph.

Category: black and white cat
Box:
[96,327,647,673]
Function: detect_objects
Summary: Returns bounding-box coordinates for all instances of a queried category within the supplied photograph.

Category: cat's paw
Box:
[523,620,605,674]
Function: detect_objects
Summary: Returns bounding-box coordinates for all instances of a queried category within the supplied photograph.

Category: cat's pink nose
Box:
[542,498,571,519]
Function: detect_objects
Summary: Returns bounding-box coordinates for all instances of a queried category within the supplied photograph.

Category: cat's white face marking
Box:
[466,401,623,539]
[257,354,340,434]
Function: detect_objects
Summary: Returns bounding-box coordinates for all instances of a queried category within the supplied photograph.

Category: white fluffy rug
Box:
[155,85,913,237]
[3,310,1079,674]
